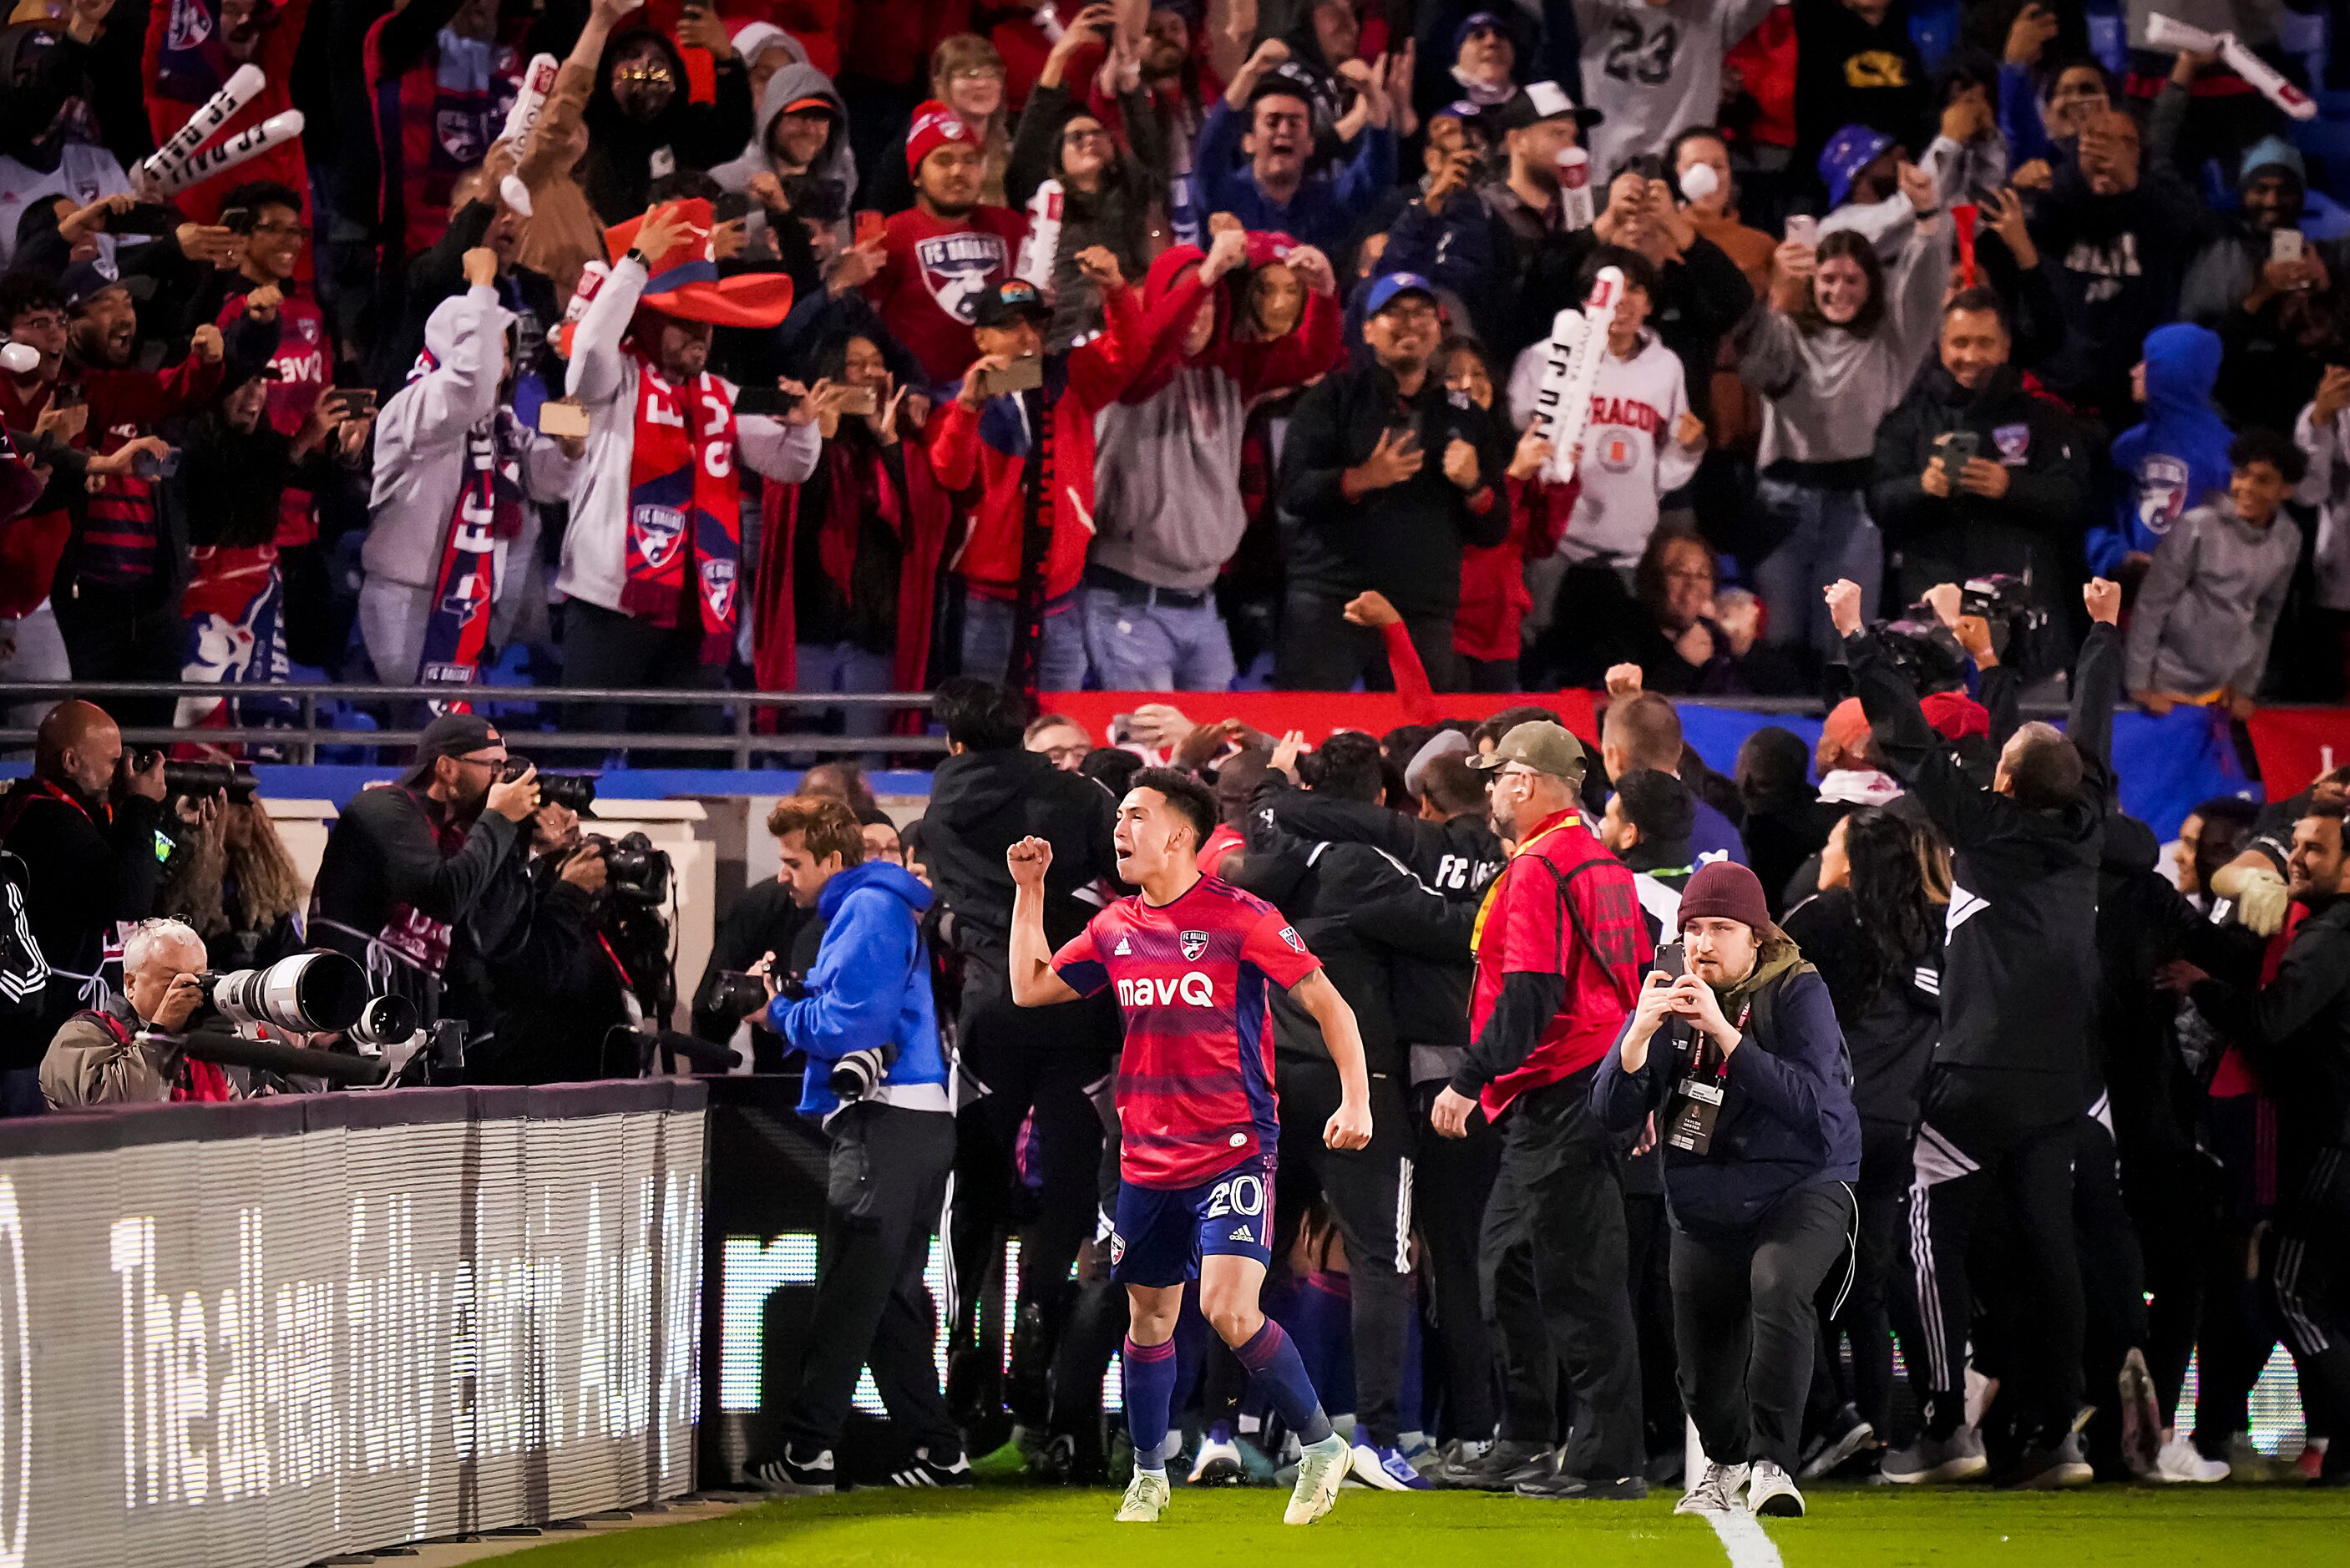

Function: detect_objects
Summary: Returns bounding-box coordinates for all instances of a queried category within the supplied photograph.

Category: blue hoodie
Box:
[2094,324,2232,577]
[767,859,949,1120]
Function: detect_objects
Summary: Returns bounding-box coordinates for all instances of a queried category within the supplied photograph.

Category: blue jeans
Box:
[961,590,1089,691]
[795,641,896,740]
[1749,478,1882,658]
[1078,586,1237,692]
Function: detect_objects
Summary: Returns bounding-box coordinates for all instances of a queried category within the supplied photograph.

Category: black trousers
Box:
[1275,589,1461,691]
[777,1102,960,1455]
[948,988,1111,1400]
[1276,1060,1415,1448]
[54,582,182,731]
[2268,1144,2350,1478]
[1414,1081,1502,1442]
[1811,1118,1915,1439]
[1907,1067,2086,1437]
[560,599,725,762]
[1674,1181,1856,1472]
[1479,1067,1645,1478]
[2074,1111,2150,1466]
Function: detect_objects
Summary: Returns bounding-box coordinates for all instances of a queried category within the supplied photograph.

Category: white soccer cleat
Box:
[2150,1436,2229,1484]
[1286,1434,1350,1524]
[1745,1459,1805,1517]
[1189,1434,1245,1485]
[1116,1469,1172,1522]
[1674,1460,1750,1515]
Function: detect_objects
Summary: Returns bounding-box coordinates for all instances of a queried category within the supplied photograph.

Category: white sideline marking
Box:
[1707,1510,1784,1568]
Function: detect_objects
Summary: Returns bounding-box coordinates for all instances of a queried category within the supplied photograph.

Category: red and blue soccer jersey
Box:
[1052,877,1321,1191]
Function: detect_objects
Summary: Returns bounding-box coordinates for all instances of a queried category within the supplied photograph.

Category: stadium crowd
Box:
[3,0,2350,1530]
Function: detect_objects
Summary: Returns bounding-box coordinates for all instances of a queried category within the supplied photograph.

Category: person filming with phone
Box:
[0,701,170,1116]
[1593,859,1861,1520]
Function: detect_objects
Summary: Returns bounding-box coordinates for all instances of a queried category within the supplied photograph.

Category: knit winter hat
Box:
[1678,860,1770,933]
[906,99,978,179]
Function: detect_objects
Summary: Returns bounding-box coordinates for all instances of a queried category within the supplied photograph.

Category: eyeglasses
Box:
[620,65,676,84]
[949,65,1004,83]
[1061,126,1109,146]
[1041,744,1088,765]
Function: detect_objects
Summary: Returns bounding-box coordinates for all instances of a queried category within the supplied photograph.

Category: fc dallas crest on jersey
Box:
[1180,929,1209,961]
[917,231,1010,324]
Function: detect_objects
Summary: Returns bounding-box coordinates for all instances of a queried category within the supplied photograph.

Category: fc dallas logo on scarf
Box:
[623,352,743,664]
[417,414,523,706]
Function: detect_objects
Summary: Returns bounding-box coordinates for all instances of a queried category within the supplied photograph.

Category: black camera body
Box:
[586,830,673,905]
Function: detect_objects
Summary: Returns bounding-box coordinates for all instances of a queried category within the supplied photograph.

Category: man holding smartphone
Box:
[2180,137,2349,434]
[1276,271,1511,691]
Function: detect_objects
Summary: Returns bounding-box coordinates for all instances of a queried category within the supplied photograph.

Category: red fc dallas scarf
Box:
[622,352,743,665]
[416,412,524,702]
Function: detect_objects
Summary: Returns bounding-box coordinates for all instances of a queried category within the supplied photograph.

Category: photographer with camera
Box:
[40,918,228,1109]
[745,797,967,1495]
[1869,291,2089,648]
[0,700,168,1116]
[1829,574,2121,1488]
[308,714,540,1028]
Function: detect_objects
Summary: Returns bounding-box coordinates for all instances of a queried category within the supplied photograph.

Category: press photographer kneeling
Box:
[1593,861,1860,1521]
[746,797,966,1495]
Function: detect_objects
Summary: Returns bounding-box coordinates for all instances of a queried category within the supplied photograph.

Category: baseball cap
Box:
[399,712,506,786]
[1818,123,1897,209]
[60,262,152,312]
[1468,720,1588,781]
[1363,271,1437,316]
[779,94,837,118]
[1492,80,1603,133]
[973,277,1051,329]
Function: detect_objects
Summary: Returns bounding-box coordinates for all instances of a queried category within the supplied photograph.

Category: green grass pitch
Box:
[499,1482,2350,1567]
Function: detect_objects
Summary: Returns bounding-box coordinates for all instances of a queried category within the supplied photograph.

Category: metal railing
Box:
[0,681,945,768]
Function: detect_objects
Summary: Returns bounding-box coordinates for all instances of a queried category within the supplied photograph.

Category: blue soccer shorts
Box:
[1110,1156,1274,1287]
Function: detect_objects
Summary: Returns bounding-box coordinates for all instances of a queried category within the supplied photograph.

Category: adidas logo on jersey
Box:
[1228,1227,1254,1243]
[1114,937,1132,955]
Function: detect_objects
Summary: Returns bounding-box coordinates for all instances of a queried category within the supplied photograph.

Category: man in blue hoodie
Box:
[2094,323,2233,582]
[746,796,966,1497]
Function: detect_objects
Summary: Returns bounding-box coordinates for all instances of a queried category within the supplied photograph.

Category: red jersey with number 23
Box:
[1052,877,1319,1191]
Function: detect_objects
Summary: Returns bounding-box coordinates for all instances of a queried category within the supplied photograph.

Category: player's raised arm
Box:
[1290,968,1373,1151]
[1008,836,1081,1007]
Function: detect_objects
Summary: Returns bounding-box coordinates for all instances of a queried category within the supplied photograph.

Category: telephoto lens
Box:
[162,761,259,801]
[536,772,598,812]
[346,993,420,1052]
[828,1044,898,1101]
[196,952,369,1034]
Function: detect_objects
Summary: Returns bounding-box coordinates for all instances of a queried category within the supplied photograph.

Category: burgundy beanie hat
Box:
[1678,860,1770,933]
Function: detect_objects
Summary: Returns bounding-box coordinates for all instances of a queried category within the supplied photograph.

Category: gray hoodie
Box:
[1735,220,1951,470]
[2124,493,2302,696]
[712,59,858,210]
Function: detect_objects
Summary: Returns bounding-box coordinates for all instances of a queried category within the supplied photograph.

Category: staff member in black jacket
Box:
[1228,731,1429,1490]
[1278,271,1512,692]
[1781,807,1945,1479]
[1829,574,2122,1489]
[2167,798,2350,1485]
[916,675,1122,1438]
[1594,860,1861,1520]
[0,701,167,1115]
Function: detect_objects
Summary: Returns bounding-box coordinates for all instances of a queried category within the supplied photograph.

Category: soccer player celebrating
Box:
[1006,768,1374,1525]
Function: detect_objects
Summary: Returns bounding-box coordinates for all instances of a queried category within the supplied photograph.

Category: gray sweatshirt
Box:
[1091,367,1256,594]
[1735,219,1951,470]
[2124,495,2302,695]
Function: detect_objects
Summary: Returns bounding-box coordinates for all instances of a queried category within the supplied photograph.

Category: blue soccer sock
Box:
[1124,1335,1179,1473]
[1233,1319,1334,1448]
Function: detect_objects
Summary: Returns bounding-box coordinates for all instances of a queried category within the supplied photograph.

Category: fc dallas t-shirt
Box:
[865,205,1028,387]
[1052,875,1319,1190]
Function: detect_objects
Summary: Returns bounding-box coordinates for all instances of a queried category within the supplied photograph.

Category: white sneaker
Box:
[1117,1469,1172,1522]
[1745,1460,1805,1517]
[1286,1434,1350,1525]
[2150,1436,2229,1484]
[1674,1460,1750,1515]
[1189,1435,1244,1485]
